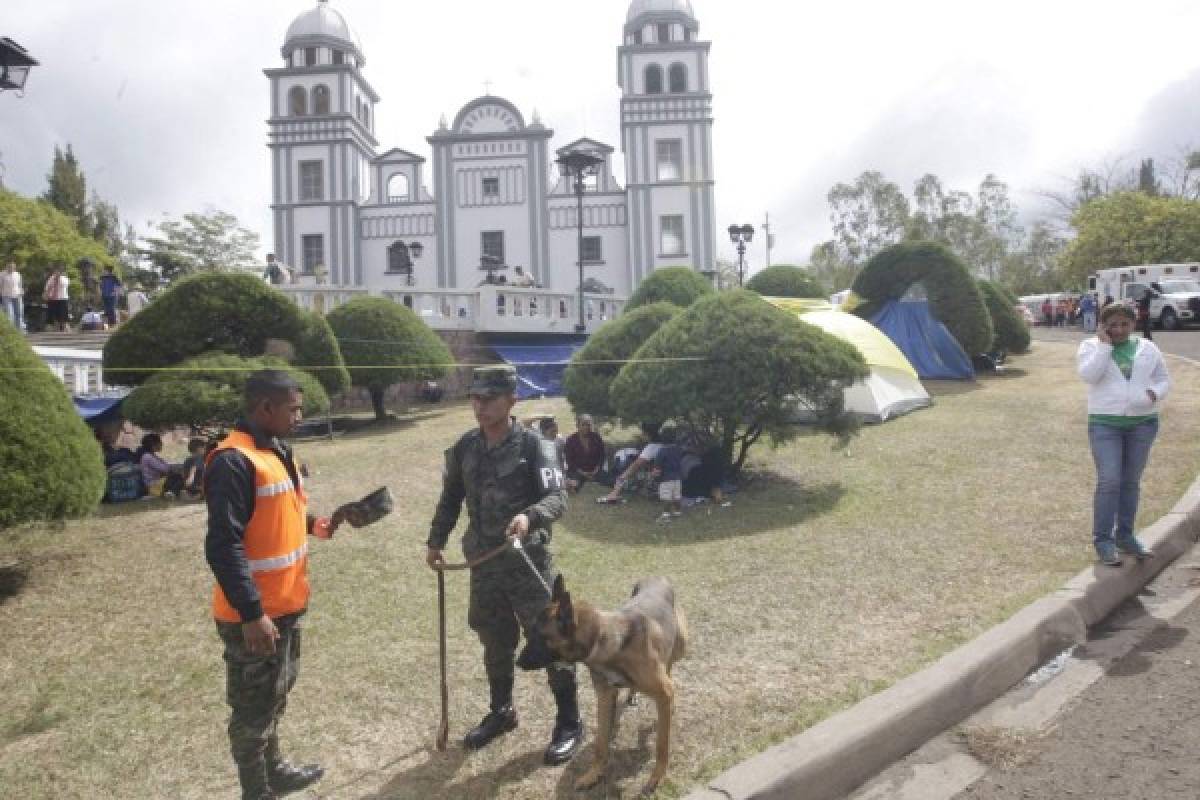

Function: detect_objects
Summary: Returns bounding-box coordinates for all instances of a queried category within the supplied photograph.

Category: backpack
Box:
[105,463,144,503]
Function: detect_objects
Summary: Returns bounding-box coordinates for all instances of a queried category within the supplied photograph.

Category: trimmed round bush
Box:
[978,280,1031,354]
[851,241,994,355]
[0,317,106,528]
[563,302,681,418]
[624,266,714,311]
[292,309,351,396]
[121,353,330,432]
[745,264,827,299]
[325,297,454,420]
[102,272,343,391]
[610,290,868,475]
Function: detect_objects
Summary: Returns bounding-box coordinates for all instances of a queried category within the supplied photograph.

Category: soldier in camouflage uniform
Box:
[425,365,583,764]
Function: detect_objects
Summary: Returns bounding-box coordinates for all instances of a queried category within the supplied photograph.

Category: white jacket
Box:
[1077,337,1170,417]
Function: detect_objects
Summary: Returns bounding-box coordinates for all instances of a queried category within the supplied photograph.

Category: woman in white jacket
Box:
[1077,304,1170,566]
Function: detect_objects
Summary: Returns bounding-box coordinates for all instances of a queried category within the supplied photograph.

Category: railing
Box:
[33,346,117,396]
[279,285,626,334]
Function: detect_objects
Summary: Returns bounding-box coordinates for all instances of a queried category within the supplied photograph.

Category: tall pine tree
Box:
[42,144,90,235]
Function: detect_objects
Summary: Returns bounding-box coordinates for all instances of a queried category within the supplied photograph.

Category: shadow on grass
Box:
[324,408,453,442]
[364,746,546,800]
[569,474,847,547]
[980,366,1029,381]
[0,560,28,605]
[924,379,983,397]
[93,497,205,520]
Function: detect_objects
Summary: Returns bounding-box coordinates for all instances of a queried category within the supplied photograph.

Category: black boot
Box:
[463,705,518,750]
[464,674,518,750]
[544,683,583,766]
[237,762,277,800]
[267,760,325,796]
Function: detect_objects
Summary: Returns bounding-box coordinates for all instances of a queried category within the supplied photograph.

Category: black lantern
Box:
[728,224,755,287]
[0,38,38,94]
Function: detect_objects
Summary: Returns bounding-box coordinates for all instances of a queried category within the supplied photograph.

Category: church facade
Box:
[265,0,716,303]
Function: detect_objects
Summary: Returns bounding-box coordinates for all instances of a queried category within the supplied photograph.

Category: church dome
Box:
[626,0,696,22]
[283,0,364,64]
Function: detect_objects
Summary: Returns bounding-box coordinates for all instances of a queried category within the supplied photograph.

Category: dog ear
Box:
[552,574,566,601]
[557,590,575,638]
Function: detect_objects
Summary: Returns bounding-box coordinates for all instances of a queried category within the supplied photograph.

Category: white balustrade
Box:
[32,346,116,396]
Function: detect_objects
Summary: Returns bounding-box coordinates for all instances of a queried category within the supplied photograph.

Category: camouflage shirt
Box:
[427,419,567,559]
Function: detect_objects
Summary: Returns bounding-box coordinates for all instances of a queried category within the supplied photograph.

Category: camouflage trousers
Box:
[215,612,302,769]
[468,544,575,702]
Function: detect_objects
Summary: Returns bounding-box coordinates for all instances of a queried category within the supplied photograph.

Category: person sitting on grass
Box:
[652,427,684,522]
[181,437,210,498]
[537,417,567,471]
[598,430,662,504]
[564,414,606,493]
[139,432,185,498]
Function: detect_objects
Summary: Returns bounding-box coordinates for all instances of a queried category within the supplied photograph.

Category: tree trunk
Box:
[370,386,388,421]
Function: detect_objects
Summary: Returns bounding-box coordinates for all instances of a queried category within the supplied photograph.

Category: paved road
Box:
[1033,325,1200,362]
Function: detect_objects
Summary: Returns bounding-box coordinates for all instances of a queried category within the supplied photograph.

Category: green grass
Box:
[2,341,1199,799]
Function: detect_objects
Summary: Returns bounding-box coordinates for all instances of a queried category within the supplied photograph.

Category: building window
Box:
[332,49,344,65]
[630,31,642,44]
[387,173,410,203]
[299,161,324,202]
[482,231,505,266]
[482,177,500,198]
[645,64,664,95]
[656,23,671,43]
[362,105,370,129]
[660,215,685,256]
[582,236,603,263]
[304,47,317,66]
[289,86,307,116]
[669,63,687,93]
[583,171,599,192]
[302,235,324,274]
[656,140,683,182]
[312,85,331,115]
[387,241,413,273]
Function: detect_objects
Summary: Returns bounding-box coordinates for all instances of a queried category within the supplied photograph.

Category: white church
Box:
[268,0,717,334]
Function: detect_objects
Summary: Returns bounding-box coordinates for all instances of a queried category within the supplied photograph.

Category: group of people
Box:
[0,261,148,333]
[102,431,210,500]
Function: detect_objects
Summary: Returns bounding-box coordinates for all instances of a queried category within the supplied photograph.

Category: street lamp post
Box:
[556,149,605,333]
[0,38,38,94]
[728,224,755,287]
[405,240,424,286]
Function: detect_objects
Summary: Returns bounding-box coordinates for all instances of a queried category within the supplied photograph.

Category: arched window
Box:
[669,63,687,93]
[387,173,410,203]
[289,86,307,116]
[644,64,664,95]
[362,105,370,129]
[388,241,413,273]
[312,85,331,115]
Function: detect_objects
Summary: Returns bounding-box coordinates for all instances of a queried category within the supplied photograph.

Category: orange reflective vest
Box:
[209,430,310,623]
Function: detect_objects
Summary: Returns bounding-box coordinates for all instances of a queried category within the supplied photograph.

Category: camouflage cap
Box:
[468,365,518,397]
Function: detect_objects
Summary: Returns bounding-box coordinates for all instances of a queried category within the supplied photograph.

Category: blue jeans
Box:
[1088,419,1158,552]
[1082,310,1097,332]
[2,297,22,331]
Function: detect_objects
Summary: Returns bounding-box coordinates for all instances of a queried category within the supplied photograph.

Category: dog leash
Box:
[431,537,552,596]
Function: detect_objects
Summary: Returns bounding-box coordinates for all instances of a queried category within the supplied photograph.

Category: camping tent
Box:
[869,299,974,381]
[765,298,931,423]
[490,337,586,399]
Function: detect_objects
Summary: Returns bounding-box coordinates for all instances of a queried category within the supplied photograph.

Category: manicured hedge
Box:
[978,280,1031,353]
[745,264,827,299]
[851,241,994,355]
[0,317,106,528]
[624,266,714,311]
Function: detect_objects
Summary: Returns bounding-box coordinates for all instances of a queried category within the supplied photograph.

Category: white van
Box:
[1088,264,1200,330]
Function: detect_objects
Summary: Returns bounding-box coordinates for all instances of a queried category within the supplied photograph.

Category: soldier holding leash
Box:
[425,366,583,764]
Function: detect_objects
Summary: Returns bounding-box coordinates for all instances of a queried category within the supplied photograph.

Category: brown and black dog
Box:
[537,574,687,795]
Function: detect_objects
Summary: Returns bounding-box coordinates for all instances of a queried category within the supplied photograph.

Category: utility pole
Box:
[763,213,773,268]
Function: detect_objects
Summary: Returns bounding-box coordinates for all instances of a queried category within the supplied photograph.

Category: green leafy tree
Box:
[89,193,123,258]
[745,264,826,298]
[807,241,859,291]
[563,302,681,418]
[851,241,995,355]
[996,222,1067,295]
[624,266,714,311]
[121,353,329,433]
[325,297,454,421]
[610,290,868,475]
[139,210,261,282]
[1058,192,1200,286]
[0,319,106,528]
[825,171,911,265]
[42,145,90,235]
[977,280,1031,353]
[292,309,351,396]
[102,272,347,393]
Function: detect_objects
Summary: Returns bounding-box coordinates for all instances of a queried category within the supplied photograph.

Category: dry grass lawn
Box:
[2,340,1200,799]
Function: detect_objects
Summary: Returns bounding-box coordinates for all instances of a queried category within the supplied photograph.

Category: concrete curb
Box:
[684,473,1200,800]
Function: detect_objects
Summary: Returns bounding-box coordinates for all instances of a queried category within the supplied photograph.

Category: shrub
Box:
[102,272,340,391]
[292,309,351,396]
[745,264,827,298]
[0,317,106,528]
[610,290,868,475]
[325,297,454,421]
[624,266,714,311]
[121,353,329,432]
[851,241,994,355]
[563,302,681,418]
[978,280,1031,354]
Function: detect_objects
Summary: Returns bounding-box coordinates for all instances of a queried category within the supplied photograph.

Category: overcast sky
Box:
[3,0,1199,275]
